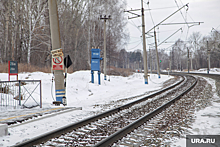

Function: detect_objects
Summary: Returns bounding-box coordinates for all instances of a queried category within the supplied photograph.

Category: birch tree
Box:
[25,0,48,64]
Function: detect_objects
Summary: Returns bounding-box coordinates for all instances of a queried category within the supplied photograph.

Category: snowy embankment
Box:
[1,69,220,147]
[171,74,220,146]
[0,71,172,146]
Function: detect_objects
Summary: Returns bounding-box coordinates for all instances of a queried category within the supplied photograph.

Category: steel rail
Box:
[13,75,184,147]
[94,75,197,147]
[163,72,220,79]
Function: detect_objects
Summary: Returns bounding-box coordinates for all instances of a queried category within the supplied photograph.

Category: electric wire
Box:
[129,20,141,33]
[126,41,142,51]
[179,0,195,23]
[130,36,142,38]
[174,0,189,27]
[128,40,143,44]
[146,0,155,27]
[146,0,160,44]
[143,1,177,11]
[144,0,158,47]
[125,5,142,50]
[146,6,178,10]
[174,0,190,42]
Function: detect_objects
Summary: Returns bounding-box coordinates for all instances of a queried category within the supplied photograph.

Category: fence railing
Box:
[0,80,42,109]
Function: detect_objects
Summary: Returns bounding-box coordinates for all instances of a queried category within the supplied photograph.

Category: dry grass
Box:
[1,63,134,77]
[0,63,51,73]
[108,66,134,77]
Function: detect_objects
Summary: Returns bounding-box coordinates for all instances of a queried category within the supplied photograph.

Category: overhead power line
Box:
[160,22,203,25]
[126,41,142,50]
[145,3,189,35]
[174,0,189,27]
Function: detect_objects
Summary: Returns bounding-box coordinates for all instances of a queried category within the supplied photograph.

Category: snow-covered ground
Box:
[172,76,220,147]
[0,69,220,146]
[0,71,172,146]
[169,67,220,74]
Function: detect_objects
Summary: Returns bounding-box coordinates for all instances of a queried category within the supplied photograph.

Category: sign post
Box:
[8,61,18,81]
[91,48,102,85]
[49,0,65,106]
[51,48,64,71]
[63,55,72,106]
[50,48,65,105]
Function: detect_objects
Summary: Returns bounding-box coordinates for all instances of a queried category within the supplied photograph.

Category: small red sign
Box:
[8,61,18,81]
[52,56,64,70]
[53,56,62,64]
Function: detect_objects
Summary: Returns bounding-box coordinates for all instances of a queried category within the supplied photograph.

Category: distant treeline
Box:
[0,0,131,72]
[0,0,220,72]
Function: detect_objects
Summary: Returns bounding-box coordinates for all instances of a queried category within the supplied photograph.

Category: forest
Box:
[0,0,220,73]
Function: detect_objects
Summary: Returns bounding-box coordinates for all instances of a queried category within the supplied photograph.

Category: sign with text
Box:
[8,61,18,81]
[51,48,63,57]
[186,135,220,147]
[91,59,100,71]
[9,61,18,74]
[91,49,101,71]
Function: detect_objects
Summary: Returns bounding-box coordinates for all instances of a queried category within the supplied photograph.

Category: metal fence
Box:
[0,80,42,109]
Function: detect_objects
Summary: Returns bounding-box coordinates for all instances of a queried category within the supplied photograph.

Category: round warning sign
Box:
[52,56,64,70]
[53,56,63,64]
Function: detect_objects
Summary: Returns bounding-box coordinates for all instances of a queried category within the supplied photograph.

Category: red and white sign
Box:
[52,56,64,70]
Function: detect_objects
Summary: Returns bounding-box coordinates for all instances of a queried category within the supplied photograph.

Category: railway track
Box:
[13,74,199,147]
[113,75,212,146]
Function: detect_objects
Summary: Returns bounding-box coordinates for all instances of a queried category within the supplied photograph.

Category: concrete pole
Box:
[209,52,211,71]
[104,19,107,80]
[190,53,193,70]
[154,30,160,78]
[170,50,172,72]
[207,41,210,74]
[187,47,189,73]
[48,0,65,103]
[141,0,148,84]
[149,48,152,73]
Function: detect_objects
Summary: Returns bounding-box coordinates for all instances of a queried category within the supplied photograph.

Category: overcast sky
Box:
[125,0,220,52]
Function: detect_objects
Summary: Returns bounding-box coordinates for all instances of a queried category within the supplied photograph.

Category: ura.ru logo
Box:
[191,138,215,144]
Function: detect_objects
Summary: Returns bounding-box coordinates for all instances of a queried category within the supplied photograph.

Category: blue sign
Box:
[91,49,102,71]
[91,49,100,59]
[91,48,102,85]
[91,59,100,71]
[9,61,18,74]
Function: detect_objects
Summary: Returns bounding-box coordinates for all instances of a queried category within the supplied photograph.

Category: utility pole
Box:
[154,30,160,78]
[171,47,174,70]
[87,2,91,67]
[49,0,65,105]
[108,28,111,81]
[169,51,172,72]
[190,52,193,70]
[207,41,210,74]
[100,15,111,80]
[149,48,152,73]
[187,47,189,73]
[141,0,148,84]
[124,0,148,83]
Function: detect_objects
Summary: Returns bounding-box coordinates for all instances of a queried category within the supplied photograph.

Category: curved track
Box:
[13,74,198,147]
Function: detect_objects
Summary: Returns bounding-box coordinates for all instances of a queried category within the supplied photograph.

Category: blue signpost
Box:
[8,61,18,81]
[91,49,102,85]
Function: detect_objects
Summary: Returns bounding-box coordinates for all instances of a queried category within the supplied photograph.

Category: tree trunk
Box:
[4,1,10,62]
